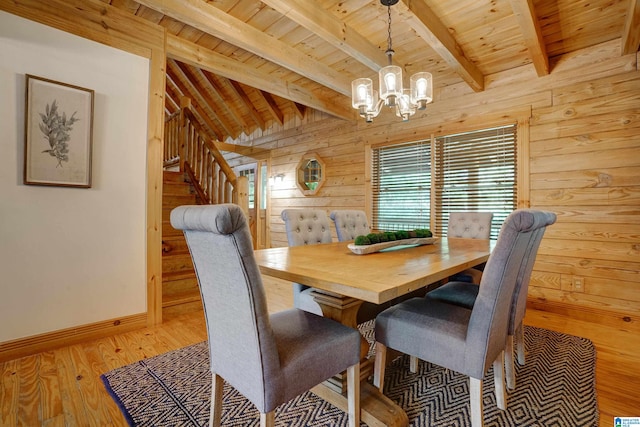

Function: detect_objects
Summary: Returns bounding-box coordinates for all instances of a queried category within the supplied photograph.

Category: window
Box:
[371,124,517,239]
[372,140,431,230]
[239,168,255,209]
[296,152,326,196]
[303,159,322,189]
[260,164,267,210]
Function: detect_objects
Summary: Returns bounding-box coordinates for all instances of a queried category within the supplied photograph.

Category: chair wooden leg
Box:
[469,377,483,427]
[347,363,361,427]
[505,335,516,390]
[409,355,419,373]
[515,322,526,365]
[373,341,387,392]
[209,372,224,427]
[260,412,275,427]
[493,352,507,410]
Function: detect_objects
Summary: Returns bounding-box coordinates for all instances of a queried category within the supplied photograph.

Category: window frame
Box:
[365,113,530,237]
[371,139,432,231]
[433,123,518,239]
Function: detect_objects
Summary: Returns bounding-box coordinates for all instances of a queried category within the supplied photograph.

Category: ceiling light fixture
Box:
[351,0,433,123]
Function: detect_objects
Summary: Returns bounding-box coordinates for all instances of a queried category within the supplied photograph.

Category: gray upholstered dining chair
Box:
[448,211,494,239]
[447,211,494,284]
[373,209,555,427]
[427,209,556,390]
[171,204,361,427]
[330,210,370,241]
[281,208,333,316]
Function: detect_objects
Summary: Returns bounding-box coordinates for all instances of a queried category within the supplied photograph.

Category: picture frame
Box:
[24,74,94,188]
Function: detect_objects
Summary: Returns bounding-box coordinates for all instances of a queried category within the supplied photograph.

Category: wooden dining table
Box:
[253,237,493,427]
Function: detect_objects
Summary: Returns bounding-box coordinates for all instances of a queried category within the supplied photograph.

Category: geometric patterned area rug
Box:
[101,325,598,426]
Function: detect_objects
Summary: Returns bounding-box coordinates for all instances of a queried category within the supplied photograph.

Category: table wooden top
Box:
[253,238,492,305]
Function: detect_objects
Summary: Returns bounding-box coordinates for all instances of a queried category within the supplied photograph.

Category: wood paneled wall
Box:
[528,69,640,315]
[236,41,640,320]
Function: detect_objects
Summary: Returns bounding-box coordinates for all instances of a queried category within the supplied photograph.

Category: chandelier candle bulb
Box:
[379,65,403,106]
[351,78,373,111]
[410,72,433,110]
[396,90,415,121]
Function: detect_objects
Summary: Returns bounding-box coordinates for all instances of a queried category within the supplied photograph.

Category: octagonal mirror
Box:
[296,152,326,196]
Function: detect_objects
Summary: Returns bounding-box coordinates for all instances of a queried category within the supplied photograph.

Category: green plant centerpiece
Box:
[354,228,432,245]
[349,228,436,255]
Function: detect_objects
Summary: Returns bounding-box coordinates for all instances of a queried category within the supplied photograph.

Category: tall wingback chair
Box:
[447,211,494,284]
[448,211,493,239]
[281,209,333,316]
[373,209,555,427]
[428,209,556,389]
[171,204,361,427]
[330,210,370,241]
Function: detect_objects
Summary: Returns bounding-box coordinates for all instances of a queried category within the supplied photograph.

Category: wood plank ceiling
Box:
[102,0,640,143]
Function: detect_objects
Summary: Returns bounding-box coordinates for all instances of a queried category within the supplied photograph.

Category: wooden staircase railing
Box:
[163,102,249,213]
[164,111,180,168]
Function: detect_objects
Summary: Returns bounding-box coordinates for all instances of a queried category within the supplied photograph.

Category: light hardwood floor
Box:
[1,277,638,426]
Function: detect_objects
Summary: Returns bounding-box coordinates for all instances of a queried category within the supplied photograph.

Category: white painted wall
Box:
[0,11,149,342]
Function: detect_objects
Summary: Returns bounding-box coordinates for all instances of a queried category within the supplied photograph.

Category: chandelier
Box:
[351,0,433,123]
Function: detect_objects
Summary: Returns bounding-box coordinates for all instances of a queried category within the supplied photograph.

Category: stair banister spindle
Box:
[165,100,247,213]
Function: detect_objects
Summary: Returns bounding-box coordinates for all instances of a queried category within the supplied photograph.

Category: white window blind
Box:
[372,140,431,230]
[434,124,517,239]
[371,124,517,238]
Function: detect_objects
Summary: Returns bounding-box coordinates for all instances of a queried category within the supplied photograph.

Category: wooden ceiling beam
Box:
[165,75,186,114]
[165,75,183,102]
[259,90,284,126]
[166,62,225,141]
[110,0,142,15]
[622,0,640,55]
[400,0,484,92]
[200,70,251,131]
[214,141,271,161]
[164,82,180,109]
[0,0,162,57]
[293,102,307,120]
[164,90,179,114]
[261,0,387,71]
[165,77,217,142]
[167,34,356,121]
[136,0,353,96]
[227,79,266,130]
[173,61,239,140]
[509,0,549,76]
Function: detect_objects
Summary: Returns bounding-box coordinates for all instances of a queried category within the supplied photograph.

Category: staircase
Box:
[162,171,202,320]
[161,102,250,321]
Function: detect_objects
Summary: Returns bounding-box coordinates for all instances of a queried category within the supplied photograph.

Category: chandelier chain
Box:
[386,3,394,63]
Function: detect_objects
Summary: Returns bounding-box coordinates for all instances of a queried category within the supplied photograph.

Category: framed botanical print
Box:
[24,75,94,188]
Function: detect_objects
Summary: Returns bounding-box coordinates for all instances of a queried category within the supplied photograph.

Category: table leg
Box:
[309,290,409,427]
[310,290,369,361]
